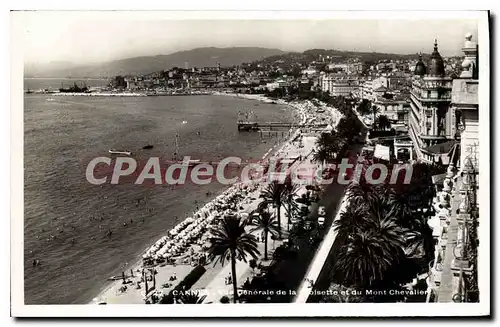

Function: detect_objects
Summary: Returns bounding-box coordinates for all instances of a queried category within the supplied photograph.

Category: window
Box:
[426,122,432,135]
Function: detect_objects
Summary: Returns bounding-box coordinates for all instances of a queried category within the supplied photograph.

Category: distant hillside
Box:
[251,49,432,67]
[24,47,287,78]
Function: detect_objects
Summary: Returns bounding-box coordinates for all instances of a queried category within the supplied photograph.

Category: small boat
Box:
[109,149,132,156]
[107,275,123,281]
[142,145,154,150]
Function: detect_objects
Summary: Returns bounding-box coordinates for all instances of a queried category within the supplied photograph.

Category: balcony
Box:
[409,101,421,120]
[428,258,443,287]
[411,90,451,103]
[413,78,453,89]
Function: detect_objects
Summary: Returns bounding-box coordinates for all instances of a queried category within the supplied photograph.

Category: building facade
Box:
[320,75,359,97]
[452,33,479,170]
[360,76,389,101]
[374,98,410,125]
[425,33,480,303]
[408,40,456,164]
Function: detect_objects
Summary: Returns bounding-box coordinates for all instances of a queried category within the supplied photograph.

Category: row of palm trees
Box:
[203,167,438,303]
[259,178,302,237]
[330,176,435,300]
[312,111,363,167]
[197,95,361,303]
[205,178,304,303]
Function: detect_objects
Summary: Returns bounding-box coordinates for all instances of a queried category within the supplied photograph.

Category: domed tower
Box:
[414,53,427,76]
[427,39,445,77]
[408,38,453,162]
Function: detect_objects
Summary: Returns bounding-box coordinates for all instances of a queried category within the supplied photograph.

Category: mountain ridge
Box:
[24,46,452,78]
[24,47,288,78]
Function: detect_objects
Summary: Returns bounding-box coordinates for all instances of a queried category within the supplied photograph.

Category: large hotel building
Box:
[408,40,455,164]
[421,33,480,303]
[405,36,478,168]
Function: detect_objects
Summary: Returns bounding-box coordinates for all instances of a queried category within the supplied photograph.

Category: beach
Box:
[90,94,345,304]
[24,92,297,304]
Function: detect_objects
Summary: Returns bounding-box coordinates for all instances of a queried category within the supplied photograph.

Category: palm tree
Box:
[316,132,341,160]
[334,180,404,278]
[261,181,287,237]
[333,205,369,241]
[334,164,438,291]
[356,99,372,116]
[347,181,388,209]
[207,215,260,303]
[177,293,207,304]
[316,132,334,150]
[371,105,380,125]
[376,114,391,131]
[283,178,300,231]
[337,115,361,145]
[365,216,406,257]
[312,146,332,166]
[250,211,280,260]
[333,223,404,288]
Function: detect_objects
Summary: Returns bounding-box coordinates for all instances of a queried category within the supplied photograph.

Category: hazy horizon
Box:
[16,12,479,66]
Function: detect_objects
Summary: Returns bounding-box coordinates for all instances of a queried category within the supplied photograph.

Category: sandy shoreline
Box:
[89,93,343,304]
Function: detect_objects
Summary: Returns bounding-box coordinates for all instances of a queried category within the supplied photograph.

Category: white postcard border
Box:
[10,9,491,317]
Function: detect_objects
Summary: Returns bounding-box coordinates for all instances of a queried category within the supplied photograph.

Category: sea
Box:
[23,78,294,304]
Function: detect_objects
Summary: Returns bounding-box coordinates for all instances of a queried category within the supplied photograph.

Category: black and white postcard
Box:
[10,10,491,317]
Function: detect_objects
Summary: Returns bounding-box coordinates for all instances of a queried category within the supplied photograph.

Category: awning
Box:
[423,140,457,155]
[374,144,391,161]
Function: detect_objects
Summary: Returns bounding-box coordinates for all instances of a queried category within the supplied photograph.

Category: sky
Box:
[15,12,479,65]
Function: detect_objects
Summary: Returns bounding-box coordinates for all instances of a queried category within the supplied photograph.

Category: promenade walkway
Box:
[293,195,348,303]
[200,135,317,303]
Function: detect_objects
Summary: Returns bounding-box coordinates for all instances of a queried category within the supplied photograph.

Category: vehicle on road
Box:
[318,206,326,217]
